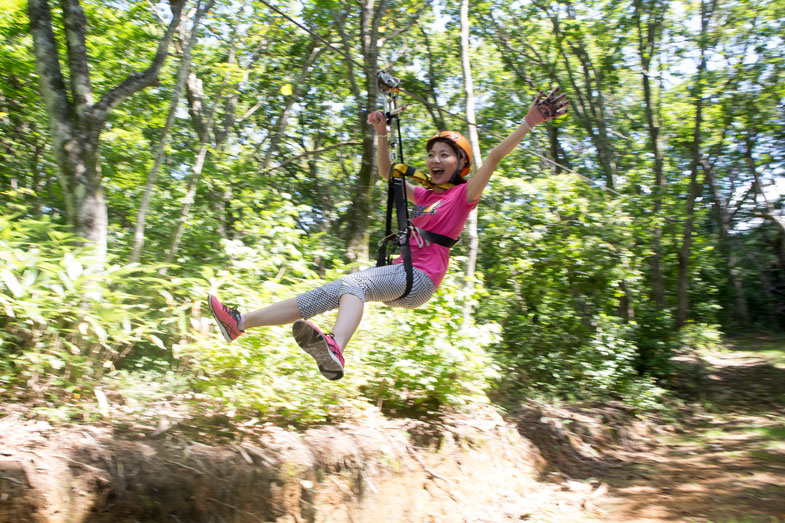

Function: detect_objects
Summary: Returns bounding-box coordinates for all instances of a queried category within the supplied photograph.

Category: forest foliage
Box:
[1,0,783,425]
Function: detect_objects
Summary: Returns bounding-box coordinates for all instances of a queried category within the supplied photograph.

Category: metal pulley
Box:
[377,70,400,98]
[376,70,406,164]
[377,70,405,121]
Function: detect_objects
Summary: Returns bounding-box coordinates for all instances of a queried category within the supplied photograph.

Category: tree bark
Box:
[459,0,483,324]
[676,0,715,328]
[634,0,667,309]
[28,0,186,268]
[330,1,388,262]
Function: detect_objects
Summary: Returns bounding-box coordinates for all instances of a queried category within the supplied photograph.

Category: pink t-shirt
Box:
[392,183,479,288]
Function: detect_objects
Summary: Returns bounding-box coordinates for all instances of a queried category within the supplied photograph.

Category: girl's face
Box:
[426,141,461,186]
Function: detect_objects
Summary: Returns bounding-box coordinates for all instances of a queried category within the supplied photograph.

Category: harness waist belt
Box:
[415,228,459,248]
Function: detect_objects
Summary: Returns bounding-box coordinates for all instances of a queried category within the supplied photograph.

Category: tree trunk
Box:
[331,1,388,263]
[634,0,667,309]
[705,166,750,326]
[676,0,715,328]
[489,14,572,175]
[459,0,483,324]
[262,40,325,170]
[163,32,239,271]
[746,134,785,237]
[28,0,185,269]
[129,0,209,264]
[539,3,618,189]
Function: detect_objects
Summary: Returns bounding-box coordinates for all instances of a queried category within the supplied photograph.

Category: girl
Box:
[209,88,568,380]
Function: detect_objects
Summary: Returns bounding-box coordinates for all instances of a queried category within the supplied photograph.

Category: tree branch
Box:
[28,0,76,219]
[185,72,207,141]
[330,10,361,99]
[91,0,186,129]
[28,0,72,132]
[378,2,424,47]
[258,140,362,175]
[263,40,326,168]
[60,0,93,118]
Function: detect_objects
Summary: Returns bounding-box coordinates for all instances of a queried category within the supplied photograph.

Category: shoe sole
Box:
[292,320,344,381]
[208,294,235,343]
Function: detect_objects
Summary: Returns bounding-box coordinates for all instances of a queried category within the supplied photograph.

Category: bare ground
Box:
[1,336,784,522]
[594,338,785,522]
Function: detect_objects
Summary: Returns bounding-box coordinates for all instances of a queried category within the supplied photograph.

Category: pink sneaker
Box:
[292,320,345,380]
[208,294,244,342]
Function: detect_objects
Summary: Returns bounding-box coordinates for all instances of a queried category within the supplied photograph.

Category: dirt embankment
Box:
[1,403,627,523]
[2,339,784,522]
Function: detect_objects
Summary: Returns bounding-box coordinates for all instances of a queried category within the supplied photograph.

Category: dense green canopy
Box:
[1,0,783,423]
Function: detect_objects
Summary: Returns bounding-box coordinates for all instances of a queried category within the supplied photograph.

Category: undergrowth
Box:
[0,213,725,426]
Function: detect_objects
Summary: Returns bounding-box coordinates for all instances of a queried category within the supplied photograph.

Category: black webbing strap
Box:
[375,173,414,300]
[393,177,414,300]
[376,163,461,300]
[376,165,397,267]
[416,228,459,248]
[398,165,460,248]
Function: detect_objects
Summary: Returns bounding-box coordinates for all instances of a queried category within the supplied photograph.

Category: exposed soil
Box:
[1,336,784,522]
[595,338,785,522]
[0,405,599,522]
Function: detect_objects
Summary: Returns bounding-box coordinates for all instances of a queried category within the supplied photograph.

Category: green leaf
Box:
[0,269,23,297]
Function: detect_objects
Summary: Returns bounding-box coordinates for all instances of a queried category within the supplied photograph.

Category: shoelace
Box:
[221,303,243,328]
[326,334,344,363]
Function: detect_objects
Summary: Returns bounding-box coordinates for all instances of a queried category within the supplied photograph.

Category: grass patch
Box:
[726,334,785,367]
[749,449,785,462]
[661,433,709,447]
[704,427,732,439]
[757,424,785,442]
[703,424,785,440]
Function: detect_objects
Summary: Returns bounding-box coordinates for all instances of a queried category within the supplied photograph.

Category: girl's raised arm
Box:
[368,110,418,203]
[465,88,569,203]
[367,110,392,180]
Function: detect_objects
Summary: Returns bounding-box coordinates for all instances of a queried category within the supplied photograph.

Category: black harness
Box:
[375,71,459,300]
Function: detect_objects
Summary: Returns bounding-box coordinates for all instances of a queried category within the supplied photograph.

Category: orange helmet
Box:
[426,131,473,180]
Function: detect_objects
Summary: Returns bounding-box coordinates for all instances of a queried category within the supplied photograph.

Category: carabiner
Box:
[409,224,425,248]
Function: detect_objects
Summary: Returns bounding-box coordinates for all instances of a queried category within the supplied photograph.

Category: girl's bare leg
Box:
[242,294,362,349]
[332,294,363,349]
[241,297,302,330]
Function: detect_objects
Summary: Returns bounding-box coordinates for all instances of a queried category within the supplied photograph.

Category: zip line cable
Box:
[255,0,620,197]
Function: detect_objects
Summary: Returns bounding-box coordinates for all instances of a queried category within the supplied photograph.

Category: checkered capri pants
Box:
[296,264,436,320]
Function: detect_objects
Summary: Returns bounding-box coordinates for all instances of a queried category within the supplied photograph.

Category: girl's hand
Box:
[525,87,569,128]
[367,110,388,134]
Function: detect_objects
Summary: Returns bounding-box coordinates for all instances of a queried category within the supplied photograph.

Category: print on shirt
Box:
[412,200,445,219]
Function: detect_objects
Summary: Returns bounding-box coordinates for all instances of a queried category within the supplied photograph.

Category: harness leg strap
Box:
[392,177,414,300]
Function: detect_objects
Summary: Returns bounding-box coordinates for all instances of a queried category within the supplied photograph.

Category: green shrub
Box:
[358,273,501,413]
[478,175,672,405]
[676,321,723,353]
[0,215,204,398]
[1,214,500,425]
